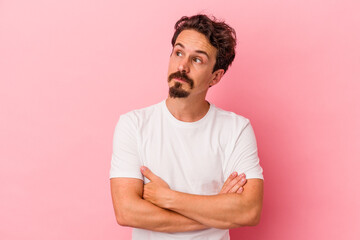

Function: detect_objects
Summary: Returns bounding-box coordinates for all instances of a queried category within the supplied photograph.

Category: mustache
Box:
[168,71,194,89]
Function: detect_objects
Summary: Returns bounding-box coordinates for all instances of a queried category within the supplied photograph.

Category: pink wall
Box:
[1,0,359,239]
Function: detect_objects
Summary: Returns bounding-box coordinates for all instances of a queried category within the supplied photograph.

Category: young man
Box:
[110,14,264,240]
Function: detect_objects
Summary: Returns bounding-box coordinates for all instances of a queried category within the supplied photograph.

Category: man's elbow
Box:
[233,206,262,227]
[115,213,130,227]
[114,204,134,227]
[245,208,262,226]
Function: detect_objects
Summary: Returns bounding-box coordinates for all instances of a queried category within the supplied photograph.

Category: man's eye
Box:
[193,57,202,63]
[176,51,182,56]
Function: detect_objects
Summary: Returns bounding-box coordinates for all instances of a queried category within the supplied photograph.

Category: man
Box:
[110,14,263,239]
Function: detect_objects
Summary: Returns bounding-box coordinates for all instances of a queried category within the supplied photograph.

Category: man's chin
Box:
[169,86,190,98]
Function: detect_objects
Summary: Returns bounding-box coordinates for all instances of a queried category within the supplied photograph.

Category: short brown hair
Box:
[171,14,237,73]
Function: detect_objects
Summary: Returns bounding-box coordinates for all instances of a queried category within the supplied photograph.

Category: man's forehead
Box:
[174,29,217,57]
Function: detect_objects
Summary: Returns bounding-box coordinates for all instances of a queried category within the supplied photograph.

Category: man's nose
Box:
[178,58,190,73]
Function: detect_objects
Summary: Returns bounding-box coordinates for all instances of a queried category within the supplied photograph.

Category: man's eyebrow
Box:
[174,43,210,59]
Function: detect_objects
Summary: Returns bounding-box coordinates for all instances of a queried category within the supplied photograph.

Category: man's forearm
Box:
[156,179,264,229]
[164,192,256,229]
[110,178,208,233]
[116,195,208,233]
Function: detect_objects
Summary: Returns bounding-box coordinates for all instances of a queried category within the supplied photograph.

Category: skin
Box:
[166,29,225,122]
[110,171,247,232]
[110,29,263,232]
[141,167,263,229]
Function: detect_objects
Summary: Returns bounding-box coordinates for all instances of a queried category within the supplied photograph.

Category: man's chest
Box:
[138,125,226,195]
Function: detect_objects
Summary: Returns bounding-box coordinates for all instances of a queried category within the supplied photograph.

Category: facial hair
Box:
[169,82,190,98]
[168,71,194,98]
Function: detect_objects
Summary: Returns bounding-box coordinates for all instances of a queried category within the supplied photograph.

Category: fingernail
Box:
[232,172,237,177]
[141,166,147,171]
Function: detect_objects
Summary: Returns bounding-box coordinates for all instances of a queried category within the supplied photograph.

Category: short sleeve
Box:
[109,113,143,180]
[224,120,263,180]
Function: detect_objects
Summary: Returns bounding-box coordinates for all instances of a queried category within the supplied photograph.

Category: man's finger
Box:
[226,172,238,184]
[140,166,157,181]
[229,176,247,193]
[221,173,246,194]
[236,187,243,194]
[220,172,237,193]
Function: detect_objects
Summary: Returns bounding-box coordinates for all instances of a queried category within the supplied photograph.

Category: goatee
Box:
[168,71,194,98]
[169,82,190,98]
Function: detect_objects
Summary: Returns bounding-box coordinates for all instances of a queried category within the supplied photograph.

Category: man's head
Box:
[167,14,237,99]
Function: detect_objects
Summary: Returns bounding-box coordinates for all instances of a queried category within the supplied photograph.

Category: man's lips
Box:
[173,78,187,83]
[168,71,194,89]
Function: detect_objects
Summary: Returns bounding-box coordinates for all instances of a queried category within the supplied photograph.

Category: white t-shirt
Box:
[110,100,263,240]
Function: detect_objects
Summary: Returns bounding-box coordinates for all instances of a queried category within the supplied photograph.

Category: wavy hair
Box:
[171,14,237,73]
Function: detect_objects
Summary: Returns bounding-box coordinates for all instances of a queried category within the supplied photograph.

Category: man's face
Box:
[167,29,221,99]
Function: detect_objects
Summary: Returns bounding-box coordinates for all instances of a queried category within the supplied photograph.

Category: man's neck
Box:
[165,97,210,122]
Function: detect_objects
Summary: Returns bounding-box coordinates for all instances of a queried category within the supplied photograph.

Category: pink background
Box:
[1,0,359,239]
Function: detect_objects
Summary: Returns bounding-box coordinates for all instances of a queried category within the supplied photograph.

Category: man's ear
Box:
[209,69,225,88]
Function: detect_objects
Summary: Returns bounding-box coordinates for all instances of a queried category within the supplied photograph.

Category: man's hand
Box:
[219,172,247,194]
[140,166,261,228]
[141,166,247,207]
[141,166,172,207]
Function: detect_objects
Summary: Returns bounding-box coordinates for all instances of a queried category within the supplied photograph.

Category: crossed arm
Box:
[110,167,263,232]
[110,177,207,232]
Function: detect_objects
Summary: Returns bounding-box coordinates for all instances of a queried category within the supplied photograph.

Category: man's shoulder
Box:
[211,104,250,126]
[117,101,164,126]
[123,101,162,116]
